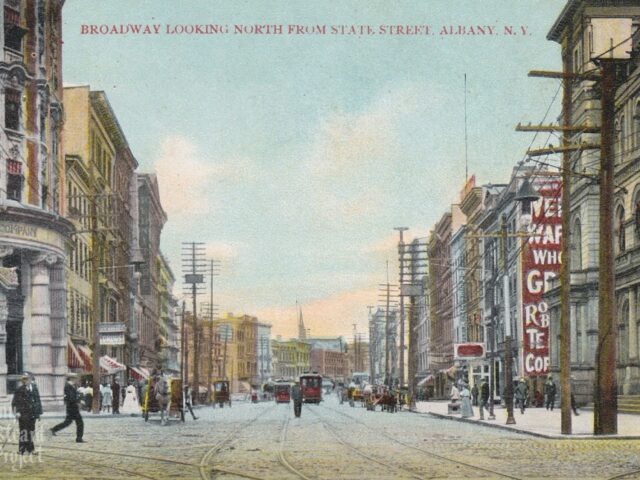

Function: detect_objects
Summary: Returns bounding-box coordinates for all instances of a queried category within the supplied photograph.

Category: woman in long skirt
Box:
[460,384,474,418]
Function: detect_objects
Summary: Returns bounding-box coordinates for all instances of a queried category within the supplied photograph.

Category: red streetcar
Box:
[300,373,322,404]
[274,382,291,403]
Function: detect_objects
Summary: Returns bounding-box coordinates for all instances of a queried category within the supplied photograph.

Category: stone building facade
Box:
[546,0,640,404]
[0,0,71,409]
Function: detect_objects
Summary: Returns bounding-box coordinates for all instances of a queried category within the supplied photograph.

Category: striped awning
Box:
[78,345,93,372]
[67,339,85,369]
[128,366,149,381]
[99,355,125,374]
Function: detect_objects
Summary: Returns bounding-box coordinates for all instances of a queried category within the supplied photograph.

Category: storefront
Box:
[0,208,73,410]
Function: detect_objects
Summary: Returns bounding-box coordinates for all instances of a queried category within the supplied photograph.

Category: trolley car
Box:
[299,373,322,404]
[274,382,291,403]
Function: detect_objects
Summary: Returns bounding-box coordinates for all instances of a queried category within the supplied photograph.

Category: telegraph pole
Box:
[558,37,574,436]
[182,242,205,404]
[367,305,375,383]
[180,301,186,388]
[594,58,617,435]
[501,214,516,425]
[90,160,101,414]
[395,227,408,388]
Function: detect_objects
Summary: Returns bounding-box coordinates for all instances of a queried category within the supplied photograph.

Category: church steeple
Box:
[297,301,306,340]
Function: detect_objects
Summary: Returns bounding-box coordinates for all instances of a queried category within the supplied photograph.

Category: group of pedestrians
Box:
[10,371,84,454]
[450,374,581,419]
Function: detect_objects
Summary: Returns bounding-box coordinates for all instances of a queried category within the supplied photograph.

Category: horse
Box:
[154,375,171,425]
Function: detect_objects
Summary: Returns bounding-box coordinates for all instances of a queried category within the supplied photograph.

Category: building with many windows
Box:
[271,338,310,380]
[0,0,71,409]
[63,85,139,383]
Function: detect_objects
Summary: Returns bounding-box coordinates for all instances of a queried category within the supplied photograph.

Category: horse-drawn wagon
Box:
[142,375,185,424]
[212,379,231,408]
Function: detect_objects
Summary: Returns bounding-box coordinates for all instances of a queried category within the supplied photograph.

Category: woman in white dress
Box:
[121,382,141,415]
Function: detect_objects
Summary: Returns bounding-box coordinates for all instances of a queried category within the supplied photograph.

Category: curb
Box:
[413,409,640,440]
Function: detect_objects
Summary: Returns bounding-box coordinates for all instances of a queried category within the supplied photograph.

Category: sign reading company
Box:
[521,179,562,376]
[0,220,66,253]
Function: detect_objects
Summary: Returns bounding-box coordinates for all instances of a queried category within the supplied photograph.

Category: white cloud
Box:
[153,135,256,218]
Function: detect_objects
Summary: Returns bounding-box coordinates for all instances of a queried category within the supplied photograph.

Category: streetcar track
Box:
[308,406,424,480]
[198,403,277,479]
[320,403,524,480]
[38,451,160,480]
[607,468,640,480]
[278,413,313,480]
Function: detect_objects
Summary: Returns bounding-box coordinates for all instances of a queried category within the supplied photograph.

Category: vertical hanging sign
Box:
[522,179,562,376]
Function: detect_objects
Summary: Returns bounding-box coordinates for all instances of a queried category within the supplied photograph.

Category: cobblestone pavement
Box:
[1,396,640,479]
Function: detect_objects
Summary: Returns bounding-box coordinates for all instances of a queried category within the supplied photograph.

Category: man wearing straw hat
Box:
[51,373,84,443]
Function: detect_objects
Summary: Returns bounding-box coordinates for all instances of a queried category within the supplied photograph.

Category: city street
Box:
[2,396,640,479]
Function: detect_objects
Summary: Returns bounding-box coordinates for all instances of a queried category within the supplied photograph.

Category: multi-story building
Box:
[456,176,489,388]
[368,308,398,385]
[213,312,257,392]
[310,348,348,379]
[256,321,272,385]
[185,314,222,395]
[0,1,72,409]
[346,340,369,377]
[64,86,139,384]
[427,205,464,397]
[546,0,640,404]
[306,336,346,353]
[405,237,431,391]
[271,338,310,380]
[158,253,178,375]
[137,173,167,369]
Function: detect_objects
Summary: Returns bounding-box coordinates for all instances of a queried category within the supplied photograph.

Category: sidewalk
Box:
[414,400,640,439]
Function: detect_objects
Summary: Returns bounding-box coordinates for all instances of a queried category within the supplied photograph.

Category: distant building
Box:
[271,338,310,380]
[212,312,258,392]
[305,336,346,353]
[137,174,167,369]
[347,340,369,378]
[310,348,348,380]
[256,322,272,385]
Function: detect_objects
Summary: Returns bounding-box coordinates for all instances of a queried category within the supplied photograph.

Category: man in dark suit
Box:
[111,379,120,414]
[51,373,84,443]
[11,372,43,454]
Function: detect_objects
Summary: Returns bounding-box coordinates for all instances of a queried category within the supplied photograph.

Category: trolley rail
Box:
[321,403,524,480]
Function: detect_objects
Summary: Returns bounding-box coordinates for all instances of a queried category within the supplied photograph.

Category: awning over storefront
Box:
[78,345,93,372]
[128,366,149,381]
[238,381,251,393]
[67,339,85,369]
[417,375,434,387]
[99,355,125,375]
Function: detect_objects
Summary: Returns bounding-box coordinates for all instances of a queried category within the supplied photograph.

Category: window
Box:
[5,88,20,131]
[635,102,640,150]
[6,159,22,201]
[635,196,640,243]
[4,6,26,52]
[619,299,629,364]
[616,206,626,254]
[616,115,625,164]
[571,218,582,270]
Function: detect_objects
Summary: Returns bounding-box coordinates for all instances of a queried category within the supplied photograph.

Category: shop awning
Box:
[67,339,85,369]
[417,375,434,387]
[78,345,93,372]
[140,367,151,378]
[99,355,125,375]
[238,381,251,393]
[128,366,148,381]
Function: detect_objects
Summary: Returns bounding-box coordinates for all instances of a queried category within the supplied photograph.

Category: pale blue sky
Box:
[62,0,566,337]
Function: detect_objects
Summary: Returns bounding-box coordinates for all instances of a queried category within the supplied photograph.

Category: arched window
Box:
[616,205,626,254]
[617,115,626,164]
[634,190,640,243]
[571,217,582,270]
[635,102,640,150]
[619,298,630,364]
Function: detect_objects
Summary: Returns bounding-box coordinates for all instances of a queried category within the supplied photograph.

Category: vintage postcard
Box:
[0,0,639,478]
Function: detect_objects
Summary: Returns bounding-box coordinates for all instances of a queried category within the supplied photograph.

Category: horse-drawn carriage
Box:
[212,380,231,408]
[142,375,185,424]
